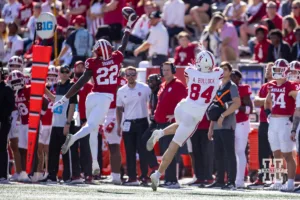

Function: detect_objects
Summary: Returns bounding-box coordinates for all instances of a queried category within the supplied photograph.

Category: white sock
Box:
[288,179,294,187]
[155,170,161,178]
[275,179,282,184]
[72,124,92,141]
[111,173,120,180]
[158,129,164,138]
[89,130,98,161]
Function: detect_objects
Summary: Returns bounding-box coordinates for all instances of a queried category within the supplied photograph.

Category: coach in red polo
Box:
[154,61,187,188]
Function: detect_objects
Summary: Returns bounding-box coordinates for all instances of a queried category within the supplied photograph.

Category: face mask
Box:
[75,72,83,78]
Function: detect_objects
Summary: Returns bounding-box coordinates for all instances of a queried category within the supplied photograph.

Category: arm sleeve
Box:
[69,84,78,104]
[146,30,156,45]
[116,89,123,107]
[66,31,75,47]
[230,83,240,98]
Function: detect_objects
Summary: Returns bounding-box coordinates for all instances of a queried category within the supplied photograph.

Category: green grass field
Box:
[1,180,299,200]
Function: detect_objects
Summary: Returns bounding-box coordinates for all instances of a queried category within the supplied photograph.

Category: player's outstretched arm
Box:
[65,69,93,99]
[118,14,137,54]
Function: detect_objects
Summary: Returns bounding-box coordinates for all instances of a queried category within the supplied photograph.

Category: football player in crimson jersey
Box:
[35,65,58,182]
[7,70,48,182]
[146,50,225,191]
[264,59,298,191]
[102,75,127,185]
[53,13,138,175]
[231,69,253,188]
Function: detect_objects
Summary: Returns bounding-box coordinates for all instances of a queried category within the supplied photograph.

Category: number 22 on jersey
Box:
[190,83,214,103]
[96,65,118,85]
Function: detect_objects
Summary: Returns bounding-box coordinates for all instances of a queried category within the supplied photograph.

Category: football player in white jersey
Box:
[147,50,223,191]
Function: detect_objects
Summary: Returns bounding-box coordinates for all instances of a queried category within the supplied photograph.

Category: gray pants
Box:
[151,54,168,66]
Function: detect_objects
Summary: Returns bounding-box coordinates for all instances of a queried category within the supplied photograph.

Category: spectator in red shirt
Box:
[72,61,93,183]
[262,1,282,30]
[103,0,124,42]
[68,0,90,25]
[283,15,297,47]
[17,0,33,27]
[154,61,187,188]
[51,3,69,31]
[174,31,197,66]
[254,25,271,63]
[239,0,266,46]
[292,0,300,25]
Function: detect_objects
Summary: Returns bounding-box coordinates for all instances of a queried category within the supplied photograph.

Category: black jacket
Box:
[267,41,291,62]
[291,42,300,61]
[0,81,15,121]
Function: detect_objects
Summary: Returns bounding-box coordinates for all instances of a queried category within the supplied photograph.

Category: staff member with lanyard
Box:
[133,10,169,66]
[0,68,15,183]
[154,61,187,188]
[116,66,151,186]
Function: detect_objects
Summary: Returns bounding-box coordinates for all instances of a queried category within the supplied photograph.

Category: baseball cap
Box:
[74,61,84,68]
[72,15,86,26]
[60,64,71,72]
[149,11,161,19]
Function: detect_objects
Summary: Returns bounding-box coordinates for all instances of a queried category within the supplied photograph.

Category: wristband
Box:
[245,106,251,114]
[264,109,271,117]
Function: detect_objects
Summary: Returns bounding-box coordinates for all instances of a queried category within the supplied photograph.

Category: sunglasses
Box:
[60,70,70,74]
[126,73,137,77]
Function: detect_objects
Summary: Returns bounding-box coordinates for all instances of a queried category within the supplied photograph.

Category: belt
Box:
[125,117,147,123]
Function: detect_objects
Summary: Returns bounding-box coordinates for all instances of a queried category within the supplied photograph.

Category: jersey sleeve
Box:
[296,91,300,108]
[116,89,123,107]
[184,67,194,78]
[113,50,124,64]
[85,58,93,70]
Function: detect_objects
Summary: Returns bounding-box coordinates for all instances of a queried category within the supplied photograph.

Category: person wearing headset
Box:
[152,61,187,188]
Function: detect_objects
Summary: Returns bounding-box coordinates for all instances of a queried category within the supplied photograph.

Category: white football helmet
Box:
[7,56,24,72]
[287,61,300,81]
[272,59,289,79]
[195,50,215,73]
[7,70,25,91]
[47,65,59,85]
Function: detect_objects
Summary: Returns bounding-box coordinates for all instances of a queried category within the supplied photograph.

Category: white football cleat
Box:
[150,172,160,191]
[61,134,75,154]
[18,171,30,182]
[280,183,294,192]
[264,183,282,191]
[9,173,19,181]
[92,160,101,176]
[147,130,163,151]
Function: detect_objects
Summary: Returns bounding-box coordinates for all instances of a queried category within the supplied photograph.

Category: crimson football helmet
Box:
[7,70,25,91]
[287,61,300,81]
[7,56,24,72]
[47,65,59,85]
[93,39,113,60]
[272,59,289,79]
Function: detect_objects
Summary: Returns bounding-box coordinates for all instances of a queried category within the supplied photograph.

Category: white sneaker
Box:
[236,182,245,189]
[61,134,75,154]
[18,171,30,182]
[264,183,282,191]
[147,130,163,151]
[31,172,43,183]
[150,172,160,191]
[9,173,19,181]
[92,160,100,176]
[280,183,294,192]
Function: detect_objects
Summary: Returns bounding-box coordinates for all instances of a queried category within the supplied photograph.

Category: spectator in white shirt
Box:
[41,0,62,13]
[3,22,23,63]
[1,0,22,24]
[162,0,185,38]
[134,11,169,66]
[23,3,42,50]
[130,0,156,44]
